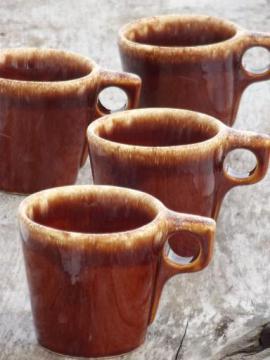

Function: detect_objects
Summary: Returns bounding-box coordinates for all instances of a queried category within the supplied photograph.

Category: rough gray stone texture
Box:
[0,0,269,359]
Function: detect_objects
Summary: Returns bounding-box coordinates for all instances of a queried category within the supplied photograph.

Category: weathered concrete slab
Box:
[0,0,269,359]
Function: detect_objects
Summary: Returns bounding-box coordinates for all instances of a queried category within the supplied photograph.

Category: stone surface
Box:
[0,0,270,359]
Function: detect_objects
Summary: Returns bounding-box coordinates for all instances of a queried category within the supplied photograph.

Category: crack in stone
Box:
[175,319,189,360]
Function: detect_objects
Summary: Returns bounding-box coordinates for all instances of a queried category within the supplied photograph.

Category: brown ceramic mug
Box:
[118,15,270,126]
[0,48,140,194]
[87,108,270,220]
[19,185,215,358]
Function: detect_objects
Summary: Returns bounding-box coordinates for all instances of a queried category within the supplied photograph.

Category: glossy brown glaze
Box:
[118,15,270,126]
[19,185,215,357]
[88,108,270,221]
[0,48,141,194]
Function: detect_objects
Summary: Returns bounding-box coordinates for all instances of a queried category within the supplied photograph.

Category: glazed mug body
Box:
[0,48,140,193]
[19,185,215,358]
[87,108,270,219]
[119,15,270,126]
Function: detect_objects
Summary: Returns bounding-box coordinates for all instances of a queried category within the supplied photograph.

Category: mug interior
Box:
[25,187,158,234]
[0,49,92,82]
[124,16,236,47]
[95,111,220,147]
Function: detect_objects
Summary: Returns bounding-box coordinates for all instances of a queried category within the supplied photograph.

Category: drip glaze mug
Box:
[19,185,215,357]
[87,108,270,219]
[0,48,140,194]
[118,15,270,126]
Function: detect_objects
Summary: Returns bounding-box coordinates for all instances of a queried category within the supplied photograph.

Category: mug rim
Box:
[118,14,246,60]
[18,184,166,247]
[87,108,228,161]
[0,47,100,95]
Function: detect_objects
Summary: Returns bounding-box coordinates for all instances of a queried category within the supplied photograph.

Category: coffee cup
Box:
[0,48,140,193]
[87,108,270,219]
[19,185,215,357]
[118,15,270,126]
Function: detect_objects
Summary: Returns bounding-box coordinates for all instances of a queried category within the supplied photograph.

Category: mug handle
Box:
[221,128,270,189]
[80,69,141,166]
[149,212,215,324]
[240,31,270,85]
[95,69,141,117]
